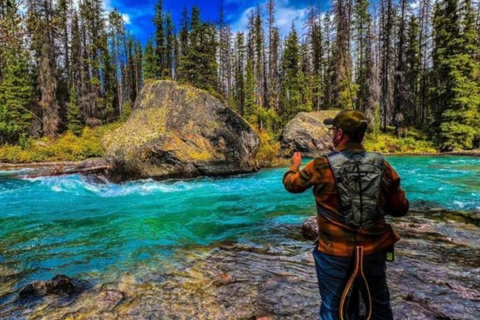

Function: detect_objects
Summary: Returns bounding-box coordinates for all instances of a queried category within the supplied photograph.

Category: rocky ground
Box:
[0,210,478,320]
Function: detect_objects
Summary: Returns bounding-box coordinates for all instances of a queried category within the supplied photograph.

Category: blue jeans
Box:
[313,246,394,320]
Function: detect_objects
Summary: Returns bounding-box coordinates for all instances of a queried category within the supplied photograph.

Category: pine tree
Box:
[280,24,306,122]
[432,0,480,150]
[379,0,395,130]
[418,0,432,125]
[218,0,233,99]
[393,0,410,134]
[29,0,61,138]
[70,10,82,98]
[177,5,218,93]
[165,12,174,78]
[308,4,324,111]
[67,86,83,135]
[0,51,34,144]
[331,0,354,109]
[173,34,180,80]
[323,10,333,108]
[354,0,372,113]
[143,39,158,80]
[245,10,256,119]
[179,6,189,58]
[300,41,313,112]
[266,0,280,114]
[56,0,71,89]
[1,0,22,79]
[134,41,143,92]
[154,0,165,79]
[405,15,421,125]
[101,29,115,122]
[233,32,246,116]
[254,5,267,109]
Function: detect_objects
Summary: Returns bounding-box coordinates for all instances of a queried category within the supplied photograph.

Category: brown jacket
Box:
[283,142,409,257]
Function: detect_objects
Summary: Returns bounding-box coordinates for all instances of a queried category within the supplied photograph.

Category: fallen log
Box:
[21,165,110,179]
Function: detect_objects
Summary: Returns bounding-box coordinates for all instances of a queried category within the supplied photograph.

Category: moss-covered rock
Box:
[279,111,338,158]
[102,81,260,182]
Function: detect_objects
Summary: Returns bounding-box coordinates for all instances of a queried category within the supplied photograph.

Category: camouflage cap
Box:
[323,110,369,134]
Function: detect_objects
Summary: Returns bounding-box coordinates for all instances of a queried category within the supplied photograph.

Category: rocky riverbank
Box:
[1,209,478,319]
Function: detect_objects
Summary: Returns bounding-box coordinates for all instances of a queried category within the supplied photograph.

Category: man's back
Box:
[283,141,409,257]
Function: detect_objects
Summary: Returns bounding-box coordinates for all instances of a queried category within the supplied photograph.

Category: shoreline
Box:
[1,150,480,171]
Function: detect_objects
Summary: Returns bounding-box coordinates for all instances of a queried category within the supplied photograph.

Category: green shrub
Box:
[254,129,281,166]
[364,130,438,154]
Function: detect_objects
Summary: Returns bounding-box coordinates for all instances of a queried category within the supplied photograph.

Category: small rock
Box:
[256,317,274,320]
[19,274,81,298]
[98,289,124,311]
[86,117,103,128]
[35,141,49,148]
[219,273,234,285]
[302,216,318,241]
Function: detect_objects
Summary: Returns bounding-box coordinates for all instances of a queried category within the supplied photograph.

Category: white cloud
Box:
[229,0,309,39]
[122,13,131,25]
[102,0,113,12]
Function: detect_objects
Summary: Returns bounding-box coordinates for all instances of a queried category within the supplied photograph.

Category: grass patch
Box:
[364,127,438,154]
[0,123,122,163]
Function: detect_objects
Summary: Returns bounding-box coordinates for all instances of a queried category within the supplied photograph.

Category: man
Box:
[283,110,409,320]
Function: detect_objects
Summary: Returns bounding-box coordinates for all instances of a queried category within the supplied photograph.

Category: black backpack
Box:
[325,150,385,229]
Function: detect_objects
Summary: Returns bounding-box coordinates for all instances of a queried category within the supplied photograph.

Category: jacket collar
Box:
[335,142,366,152]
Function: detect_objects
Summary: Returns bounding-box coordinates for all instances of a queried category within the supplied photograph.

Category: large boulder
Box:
[279,111,339,158]
[102,81,260,182]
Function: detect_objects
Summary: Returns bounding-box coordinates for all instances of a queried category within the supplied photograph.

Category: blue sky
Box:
[104,0,322,45]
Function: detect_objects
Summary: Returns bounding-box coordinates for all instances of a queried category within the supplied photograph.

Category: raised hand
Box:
[291,152,302,168]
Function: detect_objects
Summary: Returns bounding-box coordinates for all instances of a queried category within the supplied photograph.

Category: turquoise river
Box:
[0,155,479,319]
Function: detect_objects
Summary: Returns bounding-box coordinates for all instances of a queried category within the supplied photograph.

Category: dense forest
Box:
[1,0,480,151]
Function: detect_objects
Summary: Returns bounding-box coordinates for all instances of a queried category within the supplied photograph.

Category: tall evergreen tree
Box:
[29,0,60,138]
[280,24,308,122]
[323,10,333,108]
[379,0,395,130]
[354,0,372,113]
[233,32,246,116]
[179,6,189,58]
[144,39,158,80]
[393,0,410,134]
[405,15,421,125]
[308,4,324,111]
[0,51,34,144]
[266,0,280,114]
[331,0,354,109]
[218,0,232,99]
[67,86,83,135]
[177,5,218,93]
[165,12,174,78]
[418,0,432,124]
[154,0,165,79]
[432,0,480,149]
[254,5,267,109]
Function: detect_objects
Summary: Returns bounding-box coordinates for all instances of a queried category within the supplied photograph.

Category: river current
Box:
[0,155,479,319]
